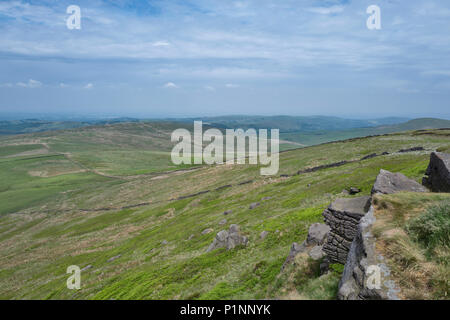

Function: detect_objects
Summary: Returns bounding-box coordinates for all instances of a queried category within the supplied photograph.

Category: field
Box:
[0,124,449,299]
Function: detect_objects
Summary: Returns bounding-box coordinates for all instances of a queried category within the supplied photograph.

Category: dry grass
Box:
[373,193,450,299]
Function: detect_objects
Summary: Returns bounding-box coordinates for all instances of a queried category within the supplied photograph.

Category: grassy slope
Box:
[372,193,450,299]
[0,128,449,299]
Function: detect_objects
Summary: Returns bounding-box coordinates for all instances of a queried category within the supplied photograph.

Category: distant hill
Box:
[281,118,450,146]
[173,115,410,133]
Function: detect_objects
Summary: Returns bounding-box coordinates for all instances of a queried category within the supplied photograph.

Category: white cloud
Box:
[225,83,239,88]
[307,5,344,15]
[84,83,94,89]
[16,79,42,88]
[153,41,171,47]
[164,82,178,88]
[204,85,216,91]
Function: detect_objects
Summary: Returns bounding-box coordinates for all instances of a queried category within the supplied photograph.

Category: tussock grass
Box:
[373,193,450,299]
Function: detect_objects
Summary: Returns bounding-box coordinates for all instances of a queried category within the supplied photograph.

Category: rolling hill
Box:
[0,123,449,299]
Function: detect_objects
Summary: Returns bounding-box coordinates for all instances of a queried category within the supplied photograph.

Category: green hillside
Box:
[0,125,449,299]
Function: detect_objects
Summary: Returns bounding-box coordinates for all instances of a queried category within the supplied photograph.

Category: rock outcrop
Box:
[322,196,371,264]
[338,207,400,300]
[207,224,248,252]
[282,223,330,270]
[371,169,427,195]
[422,152,450,192]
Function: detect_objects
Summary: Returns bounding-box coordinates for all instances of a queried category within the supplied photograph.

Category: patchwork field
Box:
[0,125,449,299]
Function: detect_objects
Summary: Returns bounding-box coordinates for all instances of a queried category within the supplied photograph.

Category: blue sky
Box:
[0,0,449,118]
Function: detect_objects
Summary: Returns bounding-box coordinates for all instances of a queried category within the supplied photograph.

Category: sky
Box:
[0,0,449,119]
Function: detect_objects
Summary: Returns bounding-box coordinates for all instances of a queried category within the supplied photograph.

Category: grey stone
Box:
[202,228,214,235]
[306,223,330,245]
[249,202,260,209]
[338,207,399,300]
[260,231,269,240]
[207,224,248,252]
[322,196,371,264]
[281,241,307,270]
[422,152,450,192]
[309,245,325,261]
[161,240,168,245]
[219,219,227,225]
[223,210,232,215]
[372,169,427,195]
[349,187,361,195]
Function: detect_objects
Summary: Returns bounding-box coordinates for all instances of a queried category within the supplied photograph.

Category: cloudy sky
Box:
[0,0,449,118]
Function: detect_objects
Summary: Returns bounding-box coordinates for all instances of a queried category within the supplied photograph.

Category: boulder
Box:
[281,242,307,270]
[422,152,450,192]
[307,223,330,245]
[338,207,400,300]
[282,223,330,269]
[207,224,248,252]
[249,202,260,209]
[322,196,371,264]
[260,231,269,240]
[371,169,427,195]
[309,245,325,261]
[202,228,214,235]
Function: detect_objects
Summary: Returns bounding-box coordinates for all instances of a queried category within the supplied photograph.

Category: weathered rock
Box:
[202,228,214,235]
[219,219,227,225]
[207,224,248,252]
[349,187,361,195]
[422,152,450,192]
[281,242,307,270]
[249,202,260,209]
[161,240,168,245]
[309,245,325,261]
[223,210,232,215]
[371,169,427,195]
[260,231,269,240]
[282,223,330,269]
[338,206,400,300]
[307,223,330,245]
[322,196,371,264]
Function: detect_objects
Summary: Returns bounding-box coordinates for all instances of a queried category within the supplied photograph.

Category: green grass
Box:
[0,144,44,157]
[0,127,448,299]
[407,200,450,253]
